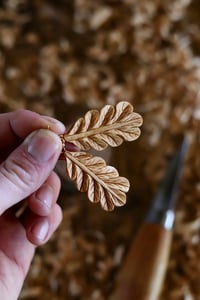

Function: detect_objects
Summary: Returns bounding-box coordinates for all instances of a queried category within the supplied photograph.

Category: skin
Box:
[0,109,67,300]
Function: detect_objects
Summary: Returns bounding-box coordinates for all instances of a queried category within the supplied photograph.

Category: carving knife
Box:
[110,137,188,300]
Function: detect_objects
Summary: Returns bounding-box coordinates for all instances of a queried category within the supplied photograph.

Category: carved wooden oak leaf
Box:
[60,101,143,211]
[63,151,130,211]
[63,101,143,151]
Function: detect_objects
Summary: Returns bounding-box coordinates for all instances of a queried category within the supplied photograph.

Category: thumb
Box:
[0,129,62,215]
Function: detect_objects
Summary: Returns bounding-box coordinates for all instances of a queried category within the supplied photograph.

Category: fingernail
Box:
[35,184,53,212]
[31,219,49,241]
[42,116,66,133]
[25,129,62,162]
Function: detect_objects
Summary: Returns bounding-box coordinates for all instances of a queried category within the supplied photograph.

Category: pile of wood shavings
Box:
[0,0,200,299]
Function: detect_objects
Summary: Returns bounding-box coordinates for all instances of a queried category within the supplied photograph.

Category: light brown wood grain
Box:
[110,223,172,300]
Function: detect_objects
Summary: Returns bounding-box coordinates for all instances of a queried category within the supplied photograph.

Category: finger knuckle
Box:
[1,157,39,193]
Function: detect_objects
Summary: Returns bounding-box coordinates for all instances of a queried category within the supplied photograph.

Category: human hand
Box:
[0,109,65,300]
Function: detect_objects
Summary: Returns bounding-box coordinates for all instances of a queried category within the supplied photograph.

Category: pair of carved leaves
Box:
[60,101,143,211]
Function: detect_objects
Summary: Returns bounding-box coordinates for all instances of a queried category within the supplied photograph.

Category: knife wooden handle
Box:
[110,223,172,300]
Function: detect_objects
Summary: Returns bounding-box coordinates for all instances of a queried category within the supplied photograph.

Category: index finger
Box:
[0,109,65,149]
